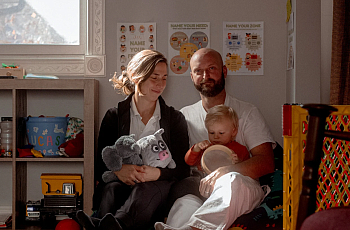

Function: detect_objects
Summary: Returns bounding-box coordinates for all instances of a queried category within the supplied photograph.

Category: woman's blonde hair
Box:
[110,50,167,95]
[205,105,239,129]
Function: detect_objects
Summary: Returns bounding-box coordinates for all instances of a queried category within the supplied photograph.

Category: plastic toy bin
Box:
[40,173,82,196]
[25,116,69,156]
[282,104,350,230]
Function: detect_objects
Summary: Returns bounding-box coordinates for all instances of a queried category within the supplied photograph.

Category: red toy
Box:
[55,218,81,230]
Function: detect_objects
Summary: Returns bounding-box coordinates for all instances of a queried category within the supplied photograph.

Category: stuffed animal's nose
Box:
[158,150,169,161]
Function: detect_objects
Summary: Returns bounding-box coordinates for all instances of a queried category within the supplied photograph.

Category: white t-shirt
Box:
[180,94,275,152]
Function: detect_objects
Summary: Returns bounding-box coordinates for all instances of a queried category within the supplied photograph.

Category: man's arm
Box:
[229,142,274,179]
[199,142,274,197]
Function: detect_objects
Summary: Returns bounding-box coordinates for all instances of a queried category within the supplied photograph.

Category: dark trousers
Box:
[165,173,206,214]
[97,180,173,230]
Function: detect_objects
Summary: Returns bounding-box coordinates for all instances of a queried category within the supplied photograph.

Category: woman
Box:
[77,50,190,230]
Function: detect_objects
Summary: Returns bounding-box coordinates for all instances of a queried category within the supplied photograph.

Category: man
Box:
[182,48,275,183]
[161,48,276,230]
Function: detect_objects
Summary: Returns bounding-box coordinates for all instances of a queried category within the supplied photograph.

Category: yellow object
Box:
[286,0,292,22]
[40,173,82,196]
[283,105,350,230]
[31,149,43,158]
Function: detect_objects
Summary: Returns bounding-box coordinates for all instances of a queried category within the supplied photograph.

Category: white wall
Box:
[102,0,287,144]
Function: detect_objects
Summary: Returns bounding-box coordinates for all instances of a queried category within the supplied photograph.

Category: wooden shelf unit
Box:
[0,79,99,229]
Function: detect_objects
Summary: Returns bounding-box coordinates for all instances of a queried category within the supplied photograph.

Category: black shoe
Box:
[98,213,123,230]
[76,210,97,230]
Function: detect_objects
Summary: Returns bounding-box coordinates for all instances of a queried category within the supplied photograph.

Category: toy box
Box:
[40,173,82,196]
[26,116,69,157]
[283,104,350,230]
[0,68,25,79]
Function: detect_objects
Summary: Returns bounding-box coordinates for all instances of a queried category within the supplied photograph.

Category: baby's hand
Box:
[231,152,239,164]
[193,140,211,152]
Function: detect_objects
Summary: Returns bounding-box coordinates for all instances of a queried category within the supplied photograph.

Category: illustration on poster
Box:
[168,22,210,75]
[120,55,126,63]
[223,21,263,74]
[139,25,145,33]
[120,25,126,33]
[120,44,126,53]
[120,35,126,42]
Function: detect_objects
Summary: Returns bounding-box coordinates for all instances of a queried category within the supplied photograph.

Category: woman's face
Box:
[139,62,167,101]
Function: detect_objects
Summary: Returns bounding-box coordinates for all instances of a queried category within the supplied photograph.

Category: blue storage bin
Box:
[26,117,69,156]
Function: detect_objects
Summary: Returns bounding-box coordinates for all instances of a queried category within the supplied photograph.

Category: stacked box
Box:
[40,173,82,196]
[283,104,350,230]
[0,68,25,79]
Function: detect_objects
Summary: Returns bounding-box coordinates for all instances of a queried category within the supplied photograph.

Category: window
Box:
[0,0,105,76]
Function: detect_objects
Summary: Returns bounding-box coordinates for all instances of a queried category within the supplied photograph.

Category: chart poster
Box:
[223,21,264,75]
[117,23,156,74]
[168,22,210,76]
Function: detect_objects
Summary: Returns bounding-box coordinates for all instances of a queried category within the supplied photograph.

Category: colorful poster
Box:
[168,22,210,76]
[223,22,264,75]
[116,23,156,74]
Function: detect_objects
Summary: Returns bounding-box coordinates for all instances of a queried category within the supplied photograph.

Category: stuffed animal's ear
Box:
[115,134,136,146]
[168,159,176,169]
[131,143,141,153]
[154,128,164,137]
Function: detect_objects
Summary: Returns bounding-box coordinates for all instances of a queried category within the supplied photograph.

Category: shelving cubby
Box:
[0,79,99,229]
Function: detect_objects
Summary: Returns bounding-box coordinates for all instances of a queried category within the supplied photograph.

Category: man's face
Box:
[193,72,225,97]
[190,52,226,97]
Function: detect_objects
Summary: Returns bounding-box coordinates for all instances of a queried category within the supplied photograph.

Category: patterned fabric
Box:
[66,117,84,141]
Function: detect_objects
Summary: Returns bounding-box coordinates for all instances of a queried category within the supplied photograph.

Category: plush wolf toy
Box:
[102,128,176,183]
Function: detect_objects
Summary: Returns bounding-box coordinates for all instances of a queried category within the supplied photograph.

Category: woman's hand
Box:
[114,164,146,186]
[139,165,161,182]
[199,165,231,198]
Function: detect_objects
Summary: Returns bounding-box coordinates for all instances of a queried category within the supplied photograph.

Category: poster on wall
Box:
[168,22,210,76]
[116,23,156,75]
[223,21,264,75]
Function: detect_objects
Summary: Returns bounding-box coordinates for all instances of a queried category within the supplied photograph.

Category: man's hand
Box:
[114,164,146,186]
[199,165,231,198]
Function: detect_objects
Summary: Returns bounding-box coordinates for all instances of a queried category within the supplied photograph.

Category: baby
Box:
[185,104,249,180]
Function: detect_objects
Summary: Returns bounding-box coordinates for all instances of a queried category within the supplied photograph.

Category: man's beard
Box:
[194,73,225,97]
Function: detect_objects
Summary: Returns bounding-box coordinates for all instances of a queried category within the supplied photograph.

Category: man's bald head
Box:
[190,48,224,70]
